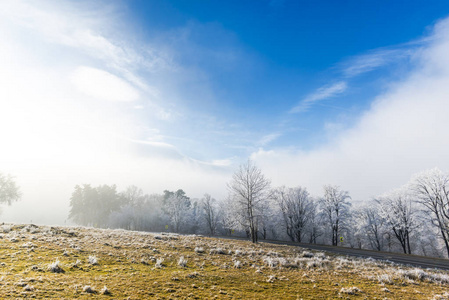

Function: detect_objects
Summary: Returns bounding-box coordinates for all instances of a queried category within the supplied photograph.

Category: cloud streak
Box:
[341,48,413,77]
[290,81,347,113]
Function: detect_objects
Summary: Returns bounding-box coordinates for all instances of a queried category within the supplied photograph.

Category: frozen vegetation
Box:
[0,224,448,298]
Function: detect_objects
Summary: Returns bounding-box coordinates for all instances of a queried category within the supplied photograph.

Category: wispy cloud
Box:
[342,48,410,77]
[258,133,282,146]
[290,81,347,113]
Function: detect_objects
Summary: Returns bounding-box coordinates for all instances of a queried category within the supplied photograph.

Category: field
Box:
[0,224,449,299]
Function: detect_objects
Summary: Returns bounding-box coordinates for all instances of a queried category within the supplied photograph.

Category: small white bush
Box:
[24,284,34,291]
[178,256,188,268]
[234,250,245,256]
[48,260,64,273]
[83,285,96,293]
[155,258,164,268]
[194,247,204,254]
[377,273,393,284]
[263,257,277,268]
[234,260,242,268]
[301,251,314,258]
[210,248,226,255]
[340,286,361,295]
[88,255,98,265]
[101,286,110,295]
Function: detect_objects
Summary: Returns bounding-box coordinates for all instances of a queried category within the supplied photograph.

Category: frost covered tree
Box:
[218,196,238,235]
[0,173,21,205]
[201,194,219,235]
[377,188,418,254]
[412,168,449,258]
[306,199,322,244]
[320,185,351,246]
[272,186,314,242]
[120,185,146,230]
[227,160,271,243]
[353,202,385,251]
[162,189,191,233]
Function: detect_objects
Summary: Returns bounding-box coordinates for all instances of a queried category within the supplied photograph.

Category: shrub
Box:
[178,256,188,268]
[340,286,361,295]
[88,256,98,265]
[194,247,204,254]
[83,286,96,294]
[47,260,64,273]
[155,258,164,268]
[210,248,226,255]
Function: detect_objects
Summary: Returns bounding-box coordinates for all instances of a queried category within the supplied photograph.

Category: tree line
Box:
[68,161,449,258]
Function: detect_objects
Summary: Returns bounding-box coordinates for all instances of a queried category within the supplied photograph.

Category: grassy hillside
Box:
[0,224,448,299]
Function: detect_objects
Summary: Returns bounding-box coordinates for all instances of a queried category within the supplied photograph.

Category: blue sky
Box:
[119,0,449,158]
[2,0,449,224]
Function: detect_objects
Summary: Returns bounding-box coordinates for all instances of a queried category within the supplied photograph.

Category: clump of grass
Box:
[72,259,82,268]
[234,260,242,268]
[155,258,164,268]
[377,273,393,284]
[83,285,96,294]
[178,256,188,268]
[24,284,34,291]
[47,260,64,273]
[194,247,204,254]
[88,255,98,265]
[432,292,449,300]
[340,286,362,295]
[210,248,226,255]
[301,251,314,258]
[100,286,110,295]
[234,249,245,256]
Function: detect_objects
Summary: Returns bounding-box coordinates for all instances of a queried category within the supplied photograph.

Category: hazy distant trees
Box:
[64,164,449,258]
[320,185,351,246]
[201,194,219,235]
[69,184,123,227]
[0,173,21,205]
[227,160,271,243]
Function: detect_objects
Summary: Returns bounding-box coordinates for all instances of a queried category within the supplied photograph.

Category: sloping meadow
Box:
[0,224,448,299]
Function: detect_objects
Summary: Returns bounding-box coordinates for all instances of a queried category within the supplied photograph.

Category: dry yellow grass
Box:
[0,223,448,299]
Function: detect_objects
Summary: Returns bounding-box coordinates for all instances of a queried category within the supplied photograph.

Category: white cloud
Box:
[341,48,411,77]
[290,81,347,113]
[254,17,449,202]
[71,66,139,102]
[258,133,282,146]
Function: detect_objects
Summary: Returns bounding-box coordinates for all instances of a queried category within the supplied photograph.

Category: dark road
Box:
[217,235,449,271]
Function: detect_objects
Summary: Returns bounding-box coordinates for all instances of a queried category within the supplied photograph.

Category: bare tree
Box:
[0,173,21,205]
[121,185,145,230]
[228,160,271,243]
[412,168,449,257]
[272,186,313,242]
[353,202,385,251]
[320,185,351,246]
[377,188,417,254]
[201,194,219,235]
